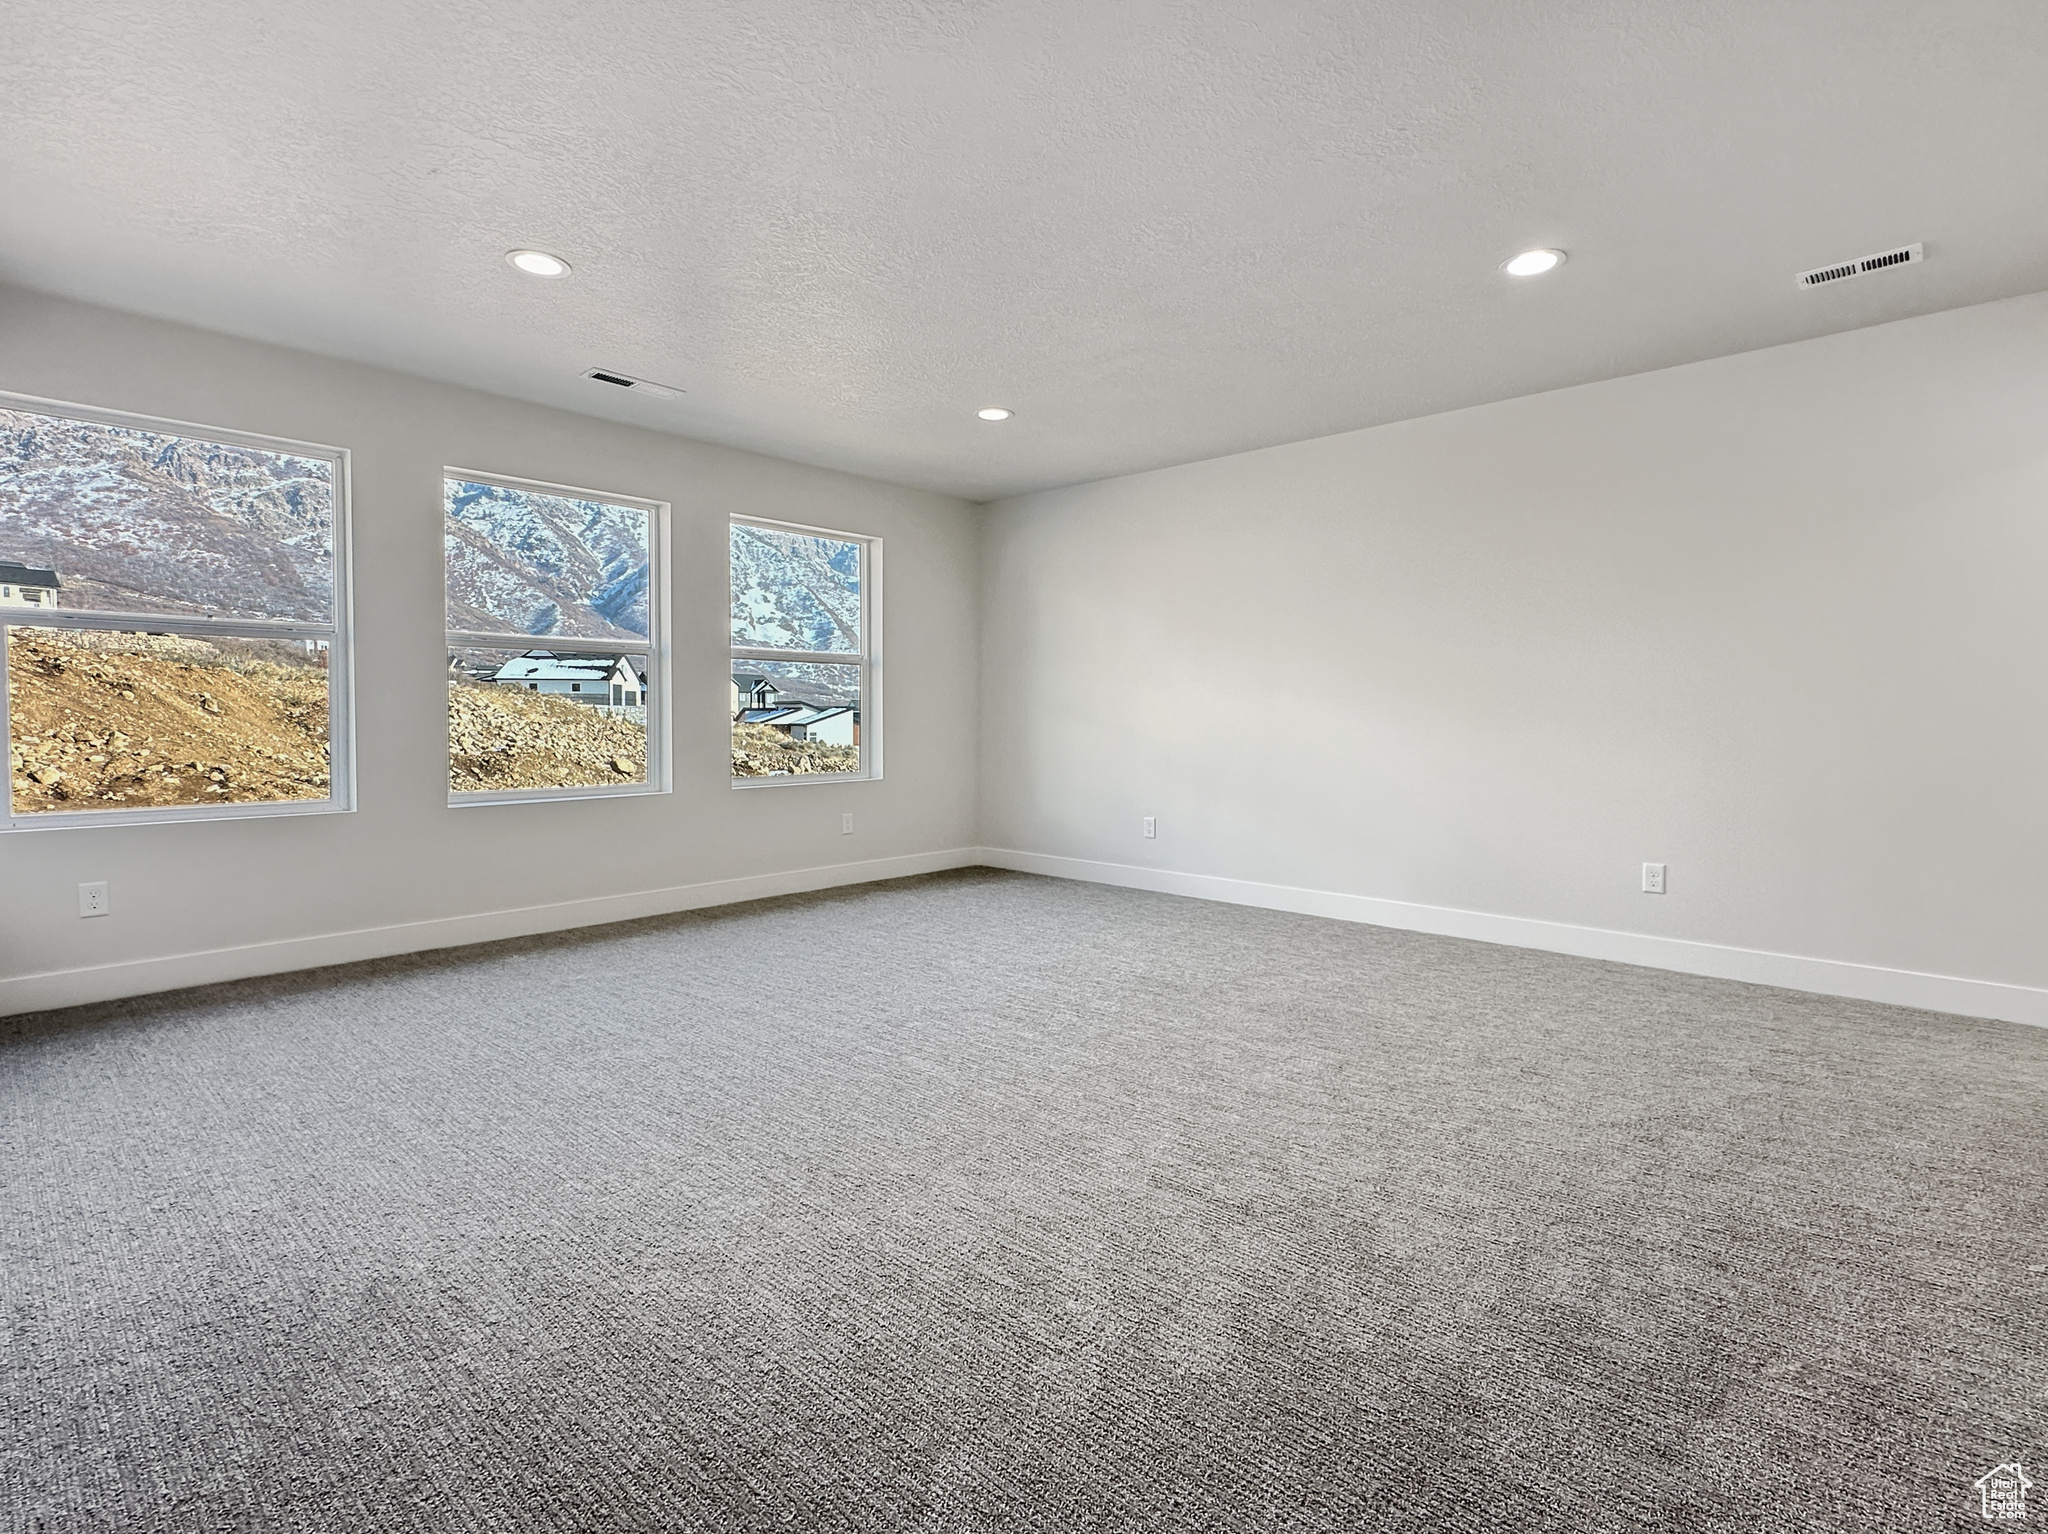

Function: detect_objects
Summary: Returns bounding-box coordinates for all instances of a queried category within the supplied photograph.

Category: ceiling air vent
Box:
[1796,243,1924,288]
[582,367,684,399]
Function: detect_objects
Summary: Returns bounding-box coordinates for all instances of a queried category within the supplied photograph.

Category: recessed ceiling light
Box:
[1502,248,1565,278]
[507,249,571,278]
[977,407,1013,421]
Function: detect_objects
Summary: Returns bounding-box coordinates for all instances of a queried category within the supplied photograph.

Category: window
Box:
[3,394,350,827]
[731,518,877,783]
[444,470,665,803]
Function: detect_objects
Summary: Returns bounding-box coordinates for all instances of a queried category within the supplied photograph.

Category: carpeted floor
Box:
[3,869,2044,1532]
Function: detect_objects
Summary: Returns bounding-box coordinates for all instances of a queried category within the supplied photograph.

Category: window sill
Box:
[6,795,353,832]
[730,771,878,790]
[449,782,669,808]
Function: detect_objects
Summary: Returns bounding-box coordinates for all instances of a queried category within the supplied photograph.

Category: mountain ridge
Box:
[0,408,333,622]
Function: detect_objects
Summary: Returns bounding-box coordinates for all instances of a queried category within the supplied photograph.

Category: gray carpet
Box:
[3,869,2044,1532]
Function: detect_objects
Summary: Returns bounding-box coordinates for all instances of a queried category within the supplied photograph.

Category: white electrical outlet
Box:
[1142,816,1156,839]
[78,881,110,917]
[841,813,854,835]
[1642,863,1667,895]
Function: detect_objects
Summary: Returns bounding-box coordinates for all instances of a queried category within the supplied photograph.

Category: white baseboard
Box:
[976,847,2048,1030]
[13,844,2043,1031]
[0,847,983,1018]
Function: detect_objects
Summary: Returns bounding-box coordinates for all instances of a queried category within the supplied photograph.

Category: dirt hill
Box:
[731,721,858,778]
[9,631,859,810]
[448,683,646,792]
[6,631,330,813]
[449,698,857,787]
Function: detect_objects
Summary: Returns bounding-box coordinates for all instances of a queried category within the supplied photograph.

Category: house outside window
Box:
[2,394,353,827]
[444,470,667,803]
[730,517,878,783]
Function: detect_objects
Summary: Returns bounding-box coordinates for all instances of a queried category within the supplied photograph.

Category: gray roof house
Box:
[733,672,858,746]
[738,703,859,747]
[0,560,60,610]
[492,651,646,706]
[732,674,781,713]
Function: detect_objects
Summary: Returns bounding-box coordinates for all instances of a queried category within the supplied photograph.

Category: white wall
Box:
[0,286,983,1013]
[980,292,2048,1023]
[13,283,2047,1025]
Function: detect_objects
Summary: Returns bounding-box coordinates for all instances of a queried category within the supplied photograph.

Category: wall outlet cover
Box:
[1642,863,1667,895]
[78,881,110,917]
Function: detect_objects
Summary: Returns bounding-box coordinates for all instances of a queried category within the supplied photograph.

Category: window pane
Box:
[446,479,649,641]
[731,660,860,778]
[0,407,334,622]
[449,646,648,795]
[7,626,330,815]
[730,524,859,653]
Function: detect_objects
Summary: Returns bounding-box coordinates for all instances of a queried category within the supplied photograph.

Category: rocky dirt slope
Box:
[731,721,858,778]
[7,631,330,813]
[9,632,859,810]
[450,701,858,787]
[448,684,646,792]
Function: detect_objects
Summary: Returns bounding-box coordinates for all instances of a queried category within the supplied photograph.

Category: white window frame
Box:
[730,514,881,789]
[444,468,670,807]
[1,391,355,832]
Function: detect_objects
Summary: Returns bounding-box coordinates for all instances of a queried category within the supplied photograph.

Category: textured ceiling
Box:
[3,1,2046,501]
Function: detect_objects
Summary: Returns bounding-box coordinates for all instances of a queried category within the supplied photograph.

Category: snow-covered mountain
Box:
[0,409,333,621]
[730,524,860,653]
[445,480,648,641]
[0,411,852,663]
